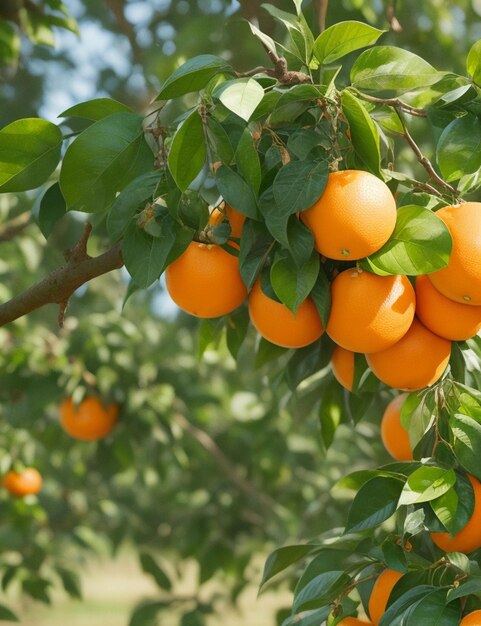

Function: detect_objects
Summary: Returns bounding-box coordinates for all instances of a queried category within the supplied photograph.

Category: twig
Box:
[236,43,312,85]
[353,91,427,118]
[316,0,329,33]
[399,114,457,196]
[387,0,403,32]
[0,213,32,243]
[0,228,123,327]
[172,409,278,511]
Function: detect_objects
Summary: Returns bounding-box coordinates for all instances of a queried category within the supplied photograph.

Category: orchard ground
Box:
[17,550,287,626]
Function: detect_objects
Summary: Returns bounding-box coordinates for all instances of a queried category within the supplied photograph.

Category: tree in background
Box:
[2,1,481,625]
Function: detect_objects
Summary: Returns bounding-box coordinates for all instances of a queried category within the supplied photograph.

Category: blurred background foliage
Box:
[1,1,481,624]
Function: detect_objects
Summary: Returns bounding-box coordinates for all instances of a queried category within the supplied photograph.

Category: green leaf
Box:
[168,110,206,192]
[399,466,456,506]
[341,89,381,175]
[247,22,277,56]
[38,182,66,238]
[447,578,481,601]
[378,585,437,626]
[156,55,232,100]
[56,567,81,599]
[346,476,404,532]
[0,118,62,192]
[0,20,20,67]
[260,544,317,589]
[226,308,249,359]
[362,205,452,276]
[238,220,273,288]
[451,413,481,481]
[107,172,160,241]
[205,117,234,164]
[0,604,19,622]
[129,601,168,626]
[467,40,481,85]
[273,160,328,216]
[314,21,384,65]
[310,266,331,328]
[235,129,261,192]
[351,46,442,92]
[216,78,264,122]
[59,98,132,121]
[436,114,481,183]
[139,553,172,590]
[122,217,178,289]
[405,589,452,626]
[431,487,458,534]
[60,112,152,212]
[382,538,408,573]
[216,166,258,219]
[319,384,344,449]
[270,250,319,313]
[261,4,311,64]
[292,571,351,613]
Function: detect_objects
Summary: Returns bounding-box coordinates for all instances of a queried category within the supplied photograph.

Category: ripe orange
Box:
[431,474,481,554]
[415,274,481,341]
[331,345,355,391]
[301,170,397,260]
[3,468,42,497]
[326,269,415,354]
[338,618,373,625]
[165,242,247,318]
[209,203,246,238]
[59,396,119,441]
[368,569,404,626]
[429,202,481,304]
[366,318,451,390]
[248,280,324,348]
[380,394,412,461]
[461,610,481,625]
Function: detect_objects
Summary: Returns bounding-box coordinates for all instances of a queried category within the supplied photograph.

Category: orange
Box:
[461,610,481,625]
[209,203,246,238]
[3,468,42,497]
[331,345,355,391]
[59,396,119,441]
[368,569,404,626]
[327,269,415,354]
[165,242,247,318]
[432,474,481,554]
[366,319,451,391]
[429,202,481,304]
[301,170,397,260]
[380,394,412,460]
[415,274,481,341]
[248,280,324,348]
[338,618,373,625]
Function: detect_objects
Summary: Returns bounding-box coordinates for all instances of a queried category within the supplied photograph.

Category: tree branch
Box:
[0,225,123,327]
[172,409,278,511]
[0,212,32,242]
[316,0,329,33]
[353,91,427,118]
[236,44,312,85]
[398,114,457,196]
[386,0,403,32]
[104,0,143,65]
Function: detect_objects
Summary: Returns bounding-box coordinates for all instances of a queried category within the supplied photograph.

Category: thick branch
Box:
[0,212,32,242]
[0,238,123,327]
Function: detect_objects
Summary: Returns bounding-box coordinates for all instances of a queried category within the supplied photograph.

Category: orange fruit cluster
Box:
[165,173,481,400]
